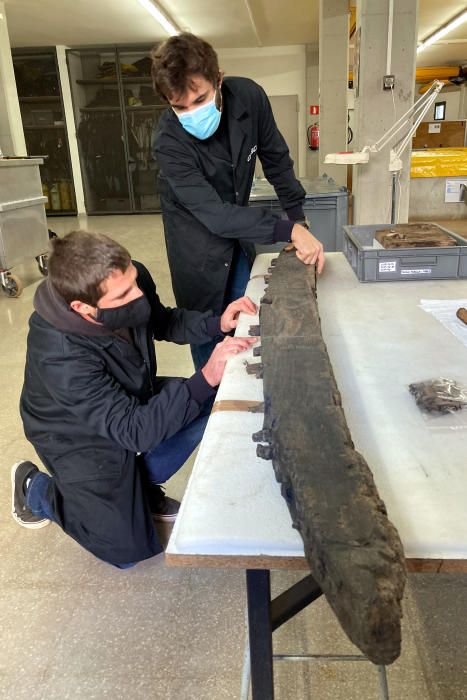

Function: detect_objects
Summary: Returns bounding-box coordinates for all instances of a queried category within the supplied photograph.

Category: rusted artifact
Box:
[244,361,264,379]
[409,378,467,414]
[252,249,406,666]
[375,223,457,248]
[456,307,467,325]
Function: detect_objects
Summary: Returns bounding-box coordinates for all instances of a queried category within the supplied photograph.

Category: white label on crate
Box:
[400,268,432,275]
[379,261,397,273]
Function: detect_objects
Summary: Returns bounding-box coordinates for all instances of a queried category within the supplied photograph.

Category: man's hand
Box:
[290,224,325,273]
[220,296,257,333]
[202,336,257,387]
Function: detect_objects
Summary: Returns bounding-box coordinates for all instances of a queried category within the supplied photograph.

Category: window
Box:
[434,101,446,121]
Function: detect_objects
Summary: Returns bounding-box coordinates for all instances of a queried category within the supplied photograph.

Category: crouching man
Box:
[12,230,256,568]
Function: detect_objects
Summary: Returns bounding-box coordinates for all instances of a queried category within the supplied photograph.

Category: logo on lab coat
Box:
[247,145,258,162]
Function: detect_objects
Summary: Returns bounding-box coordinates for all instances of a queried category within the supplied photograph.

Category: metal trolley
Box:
[0,158,49,297]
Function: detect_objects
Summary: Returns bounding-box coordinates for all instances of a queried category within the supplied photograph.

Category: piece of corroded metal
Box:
[252,429,272,443]
[244,361,263,379]
[256,444,273,460]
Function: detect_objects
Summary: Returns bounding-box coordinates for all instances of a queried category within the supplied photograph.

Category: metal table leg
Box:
[240,607,251,700]
[246,570,274,699]
[244,569,390,700]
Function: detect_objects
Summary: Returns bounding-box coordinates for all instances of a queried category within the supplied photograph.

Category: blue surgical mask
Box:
[175,93,221,140]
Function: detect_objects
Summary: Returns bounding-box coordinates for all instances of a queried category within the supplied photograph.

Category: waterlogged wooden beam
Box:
[252,249,406,666]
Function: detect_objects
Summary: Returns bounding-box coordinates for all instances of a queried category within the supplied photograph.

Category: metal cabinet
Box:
[12,48,77,216]
[66,46,165,214]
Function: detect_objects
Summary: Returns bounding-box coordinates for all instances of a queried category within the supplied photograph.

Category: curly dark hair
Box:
[48,230,131,305]
[151,32,220,102]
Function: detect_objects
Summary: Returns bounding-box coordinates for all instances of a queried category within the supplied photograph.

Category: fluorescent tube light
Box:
[417,10,467,53]
[136,0,180,36]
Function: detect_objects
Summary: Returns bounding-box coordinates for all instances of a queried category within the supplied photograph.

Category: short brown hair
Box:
[48,230,131,305]
[151,32,219,102]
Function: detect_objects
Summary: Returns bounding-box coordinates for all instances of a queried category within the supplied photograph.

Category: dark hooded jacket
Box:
[154,76,306,315]
[20,261,219,565]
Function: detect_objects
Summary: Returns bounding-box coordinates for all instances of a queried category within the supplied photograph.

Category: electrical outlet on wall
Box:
[383,75,395,90]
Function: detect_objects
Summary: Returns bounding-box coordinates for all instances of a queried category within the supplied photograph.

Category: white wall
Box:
[216,45,307,177]
[417,86,461,122]
[0,2,26,155]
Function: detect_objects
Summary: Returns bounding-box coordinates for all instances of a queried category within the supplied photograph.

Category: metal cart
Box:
[0,158,49,297]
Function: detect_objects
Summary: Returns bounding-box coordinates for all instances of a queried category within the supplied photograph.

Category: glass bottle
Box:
[49,183,61,211]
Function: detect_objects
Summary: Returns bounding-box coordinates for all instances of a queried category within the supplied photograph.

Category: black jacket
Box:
[20,262,219,565]
[154,76,305,314]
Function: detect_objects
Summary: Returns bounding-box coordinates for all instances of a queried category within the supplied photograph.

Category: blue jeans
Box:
[27,472,56,522]
[190,246,252,371]
[142,398,212,484]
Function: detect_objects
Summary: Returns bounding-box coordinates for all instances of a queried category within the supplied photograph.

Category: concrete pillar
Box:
[459,84,467,120]
[306,45,319,179]
[353,0,417,224]
[318,0,348,186]
[0,2,26,155]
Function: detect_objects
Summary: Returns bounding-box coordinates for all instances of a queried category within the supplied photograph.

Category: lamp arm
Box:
[371,80,444,153]
[394,87,443,159]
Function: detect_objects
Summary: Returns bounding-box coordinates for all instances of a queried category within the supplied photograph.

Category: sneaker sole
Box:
[152,513,178,523]
[10,462,51,530]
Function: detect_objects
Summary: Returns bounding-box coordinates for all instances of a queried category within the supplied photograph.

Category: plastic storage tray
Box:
[343,223,467,282]
[249,175,348,252]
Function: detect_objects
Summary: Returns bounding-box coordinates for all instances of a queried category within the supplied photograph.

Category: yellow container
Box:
[42,183,50,210]
[59,180,72,210]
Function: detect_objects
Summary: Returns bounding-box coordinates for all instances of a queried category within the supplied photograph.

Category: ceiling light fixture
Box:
[417,9,467,53]
[136,0,180,36]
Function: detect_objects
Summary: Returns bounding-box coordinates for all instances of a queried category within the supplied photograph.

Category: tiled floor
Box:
[1,214,466,699]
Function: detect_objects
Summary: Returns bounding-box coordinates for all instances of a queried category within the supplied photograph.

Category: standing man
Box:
[12,230,256,568]
[151,33,325,368]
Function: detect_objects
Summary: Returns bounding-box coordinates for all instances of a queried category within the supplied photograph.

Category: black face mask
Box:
[95,294,151,330]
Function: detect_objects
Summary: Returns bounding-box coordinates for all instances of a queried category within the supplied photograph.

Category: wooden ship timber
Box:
[248,249,406,666]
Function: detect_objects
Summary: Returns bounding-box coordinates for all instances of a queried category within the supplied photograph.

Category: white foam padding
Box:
[168,410,304,556]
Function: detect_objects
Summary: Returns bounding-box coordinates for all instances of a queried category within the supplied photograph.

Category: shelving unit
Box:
[76,77,153,85]
[23,124,65,130]
[12,48,77,216]
[80,107,120,112]
[67,46,165,214]
[19,96,61,103]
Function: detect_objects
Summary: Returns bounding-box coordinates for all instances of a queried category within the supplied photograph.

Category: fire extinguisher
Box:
[307,123,320,151]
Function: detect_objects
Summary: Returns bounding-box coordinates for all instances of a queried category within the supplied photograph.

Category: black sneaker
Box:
[149,485,180,523]
[11,461,50,529]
